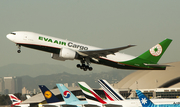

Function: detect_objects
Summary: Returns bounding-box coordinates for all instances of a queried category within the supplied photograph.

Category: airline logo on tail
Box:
[44,91,52,99]
[63,91,71,99]
[150,44,162,56]
[39,85,61,103]
[8,94,21,106]
[136,90,153,107]
[98,79,125,101]
[78,82,107,104]
[141,98,148,105]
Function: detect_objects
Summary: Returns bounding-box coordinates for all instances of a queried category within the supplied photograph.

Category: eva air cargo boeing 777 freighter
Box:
[7,31,172,71]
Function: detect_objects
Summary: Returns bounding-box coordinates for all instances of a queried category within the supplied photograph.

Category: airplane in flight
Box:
[7,31,172,71]
[136,90,180,107]
[8,94,29,107]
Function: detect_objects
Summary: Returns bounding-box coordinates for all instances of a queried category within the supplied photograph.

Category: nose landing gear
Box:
[16,44,21,53]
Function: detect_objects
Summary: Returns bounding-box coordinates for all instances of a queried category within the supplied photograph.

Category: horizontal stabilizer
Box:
[144,63,171,67]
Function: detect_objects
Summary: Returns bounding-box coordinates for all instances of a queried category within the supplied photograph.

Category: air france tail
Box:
[39,85,60,103]
[8,94,22,106]
[98,79,125,101]
[56,83,87,105]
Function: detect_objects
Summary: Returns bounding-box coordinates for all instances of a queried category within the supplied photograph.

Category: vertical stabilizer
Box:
[98,79,125,101]
[136,90,154,107]
[138,38,172,63]
[56,83,81,104]
[78,82,107,105]
[39,85,60,103]
[8,94,21,106]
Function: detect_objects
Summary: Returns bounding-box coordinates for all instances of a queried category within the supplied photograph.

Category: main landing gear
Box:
[76,58,93,71]
[17,44,21,53]
[76,64,93,71]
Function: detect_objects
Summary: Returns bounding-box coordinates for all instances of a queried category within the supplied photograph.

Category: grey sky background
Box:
[1,1,180,71]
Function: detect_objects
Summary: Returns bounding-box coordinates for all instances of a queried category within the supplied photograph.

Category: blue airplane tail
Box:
[136,90,154,107]
[39,85,60,103]
[56,83,81,104]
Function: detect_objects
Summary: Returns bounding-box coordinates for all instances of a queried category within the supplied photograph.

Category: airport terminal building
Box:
[112,61,180,98]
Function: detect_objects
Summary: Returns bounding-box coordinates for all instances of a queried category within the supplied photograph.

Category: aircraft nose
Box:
[6,33,16,41]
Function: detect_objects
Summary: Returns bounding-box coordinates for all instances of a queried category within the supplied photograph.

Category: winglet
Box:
[136,90,154,107]
[39,85,60,103]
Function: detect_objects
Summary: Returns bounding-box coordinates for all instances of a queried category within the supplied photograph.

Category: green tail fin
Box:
[138,38,172,63]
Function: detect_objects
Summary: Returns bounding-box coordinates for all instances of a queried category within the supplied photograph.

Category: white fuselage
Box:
[103,98,180,107]
[7,31,135,62]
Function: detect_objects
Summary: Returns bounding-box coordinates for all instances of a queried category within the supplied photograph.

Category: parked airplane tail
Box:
[25,95,31,99]
[98,79,125,101]
[136,90,154,107]
[8,94,22,106]
[39,85,60,103]
[138,38,172,63]
[78,82,107,105]
[56,83,81,104]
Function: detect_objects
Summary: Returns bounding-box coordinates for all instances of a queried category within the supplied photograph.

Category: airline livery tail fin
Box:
[39,85,60,103]
[8,94,22,106]
[78,82,107,105]
[98,79,125,101]
[56,83,81,104]
[138,38,172,63]
[136,90,154,107]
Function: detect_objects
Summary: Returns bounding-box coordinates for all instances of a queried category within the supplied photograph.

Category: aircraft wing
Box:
[77,45,136,58]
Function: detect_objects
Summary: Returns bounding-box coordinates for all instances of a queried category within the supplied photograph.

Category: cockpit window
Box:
[11,32,16,35]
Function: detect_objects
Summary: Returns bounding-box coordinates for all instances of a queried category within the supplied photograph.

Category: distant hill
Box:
[0,63,135,92]
[21,70,134,91]
[0,63,97,77]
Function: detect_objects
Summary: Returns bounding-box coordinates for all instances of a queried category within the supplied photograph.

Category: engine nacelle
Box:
[51,48,77,61]
[51,53,66,61]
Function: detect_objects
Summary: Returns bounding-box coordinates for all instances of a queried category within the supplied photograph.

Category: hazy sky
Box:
[1,1,180,71]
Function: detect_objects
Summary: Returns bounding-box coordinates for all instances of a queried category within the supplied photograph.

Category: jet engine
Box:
[51,48,77,61]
